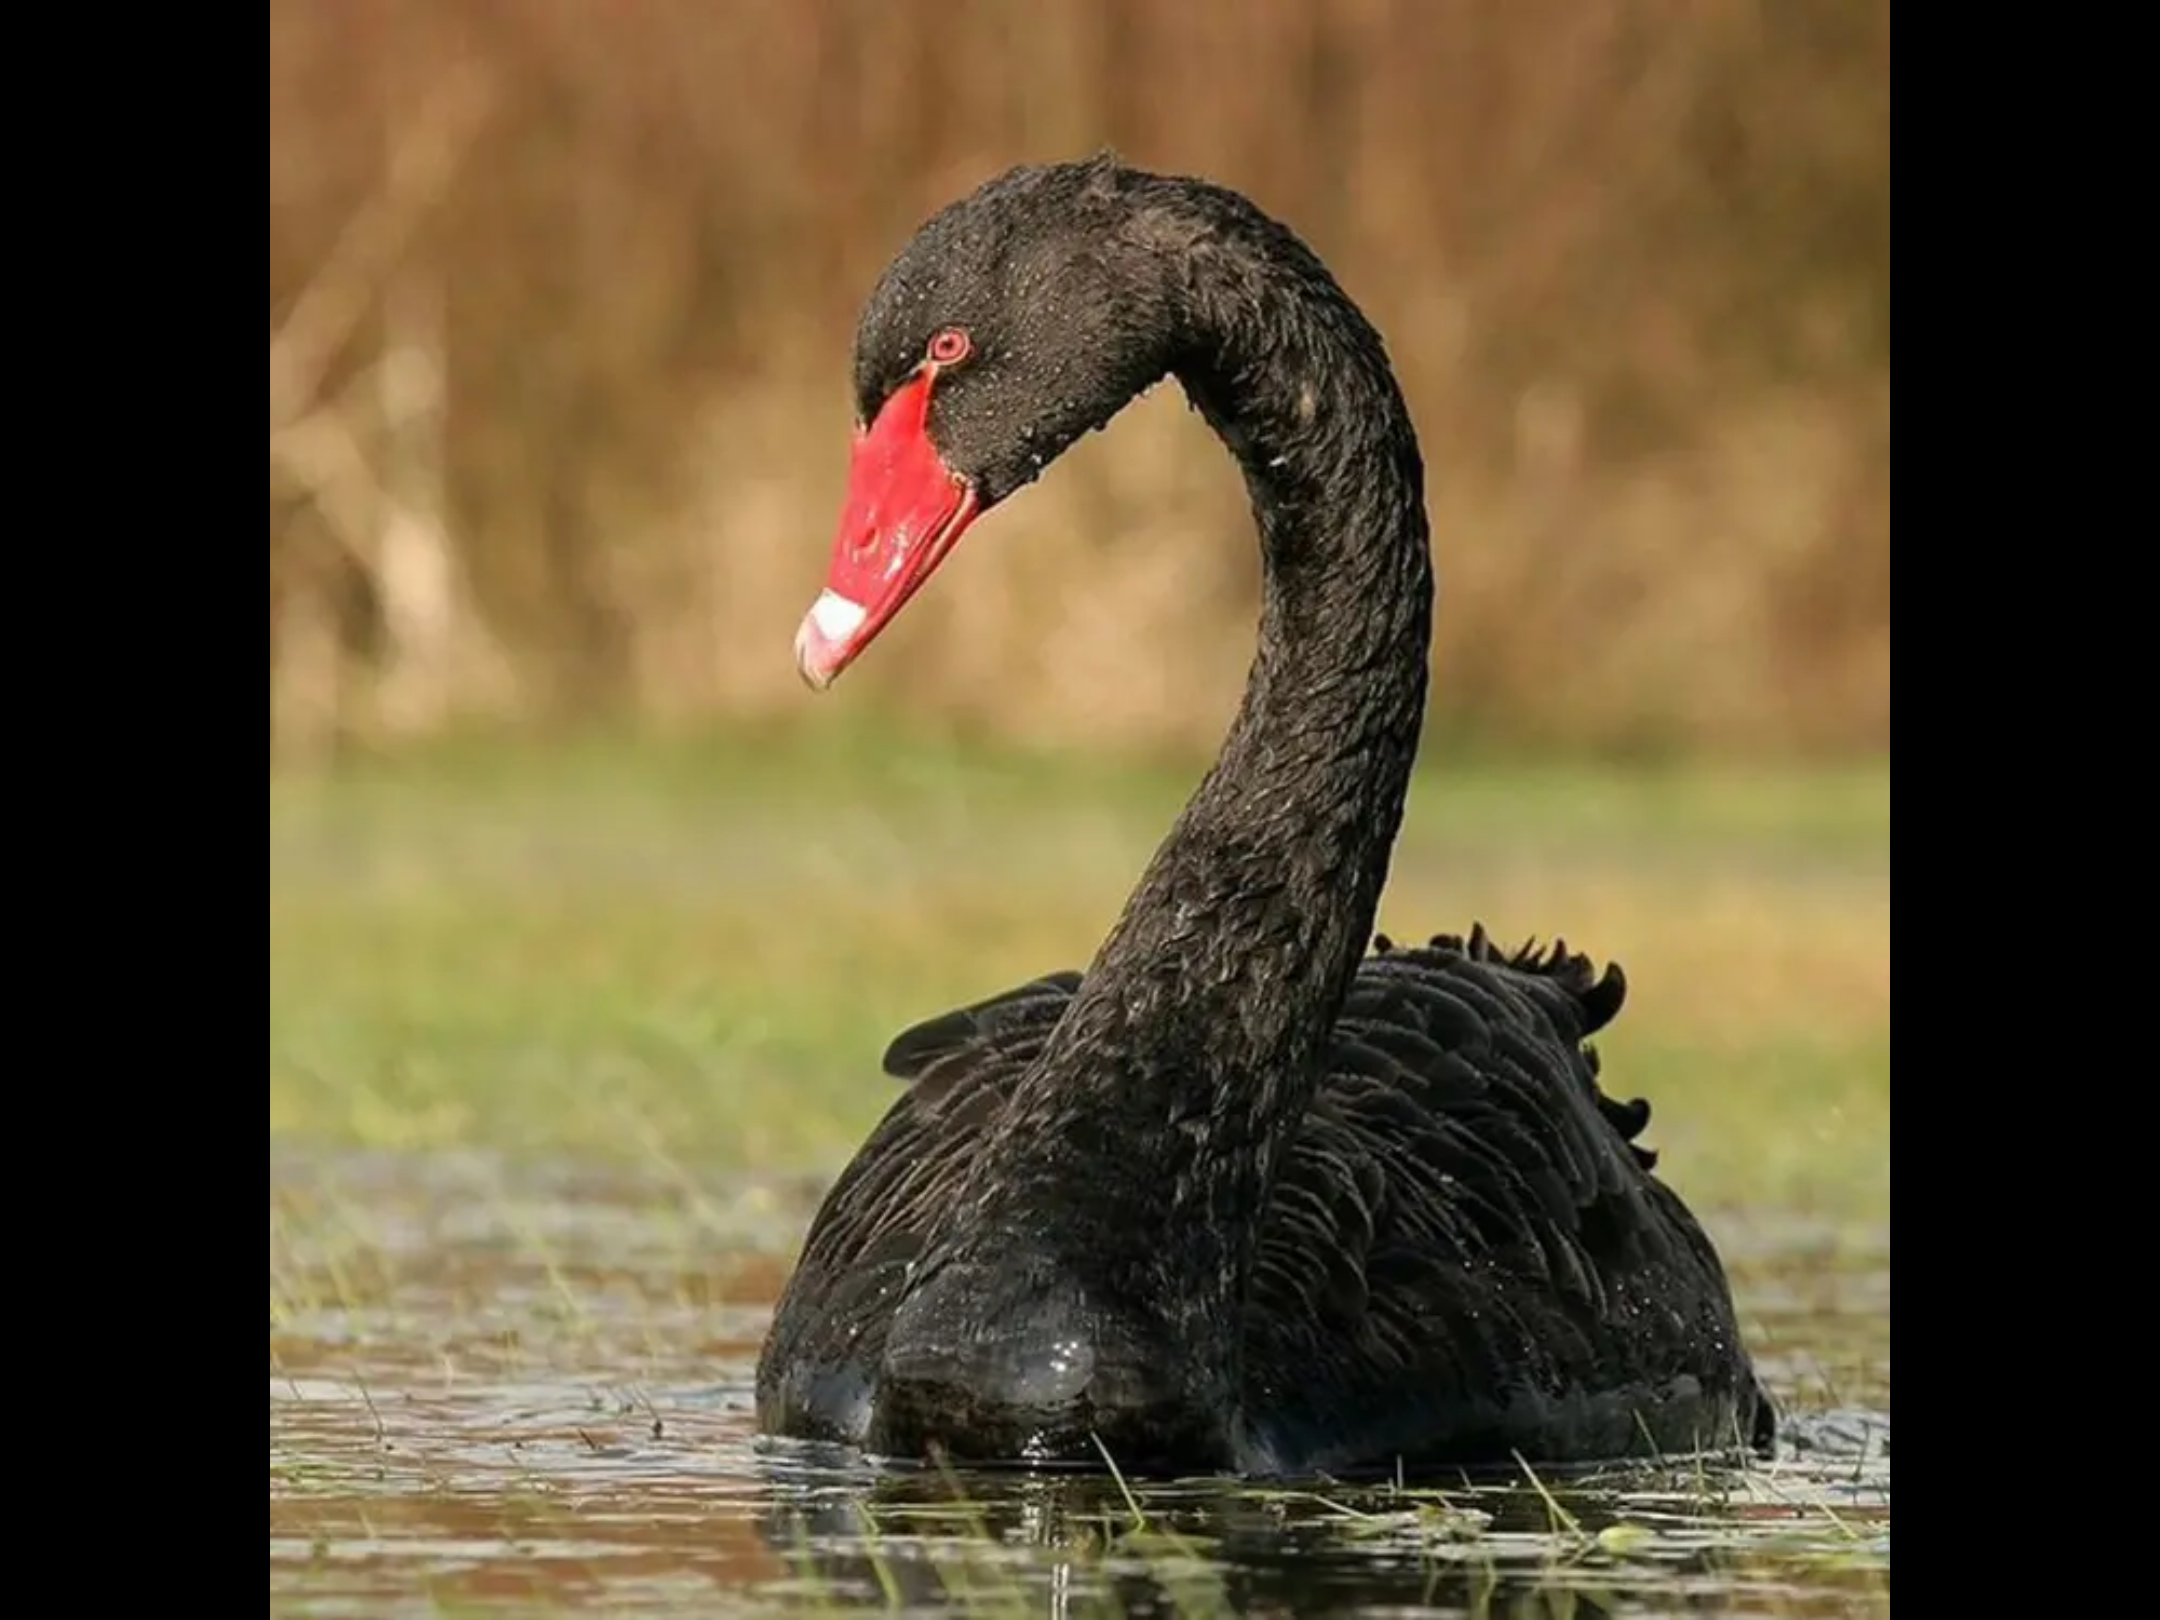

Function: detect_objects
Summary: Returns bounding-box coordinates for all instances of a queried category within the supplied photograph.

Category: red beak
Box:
[794,370,983,691]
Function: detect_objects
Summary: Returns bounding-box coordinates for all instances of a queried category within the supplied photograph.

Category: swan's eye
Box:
[926,328,972,367]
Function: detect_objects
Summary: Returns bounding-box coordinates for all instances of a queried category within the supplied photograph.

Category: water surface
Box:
[270,1146,1888,1617]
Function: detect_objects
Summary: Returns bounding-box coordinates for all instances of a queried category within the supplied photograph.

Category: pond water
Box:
[270,1146,1888,1617]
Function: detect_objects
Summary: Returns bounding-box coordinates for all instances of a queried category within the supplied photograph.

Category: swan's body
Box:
[756,157,1773,1476]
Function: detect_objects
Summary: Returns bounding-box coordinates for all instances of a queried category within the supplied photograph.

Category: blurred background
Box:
[269,0,1888,762]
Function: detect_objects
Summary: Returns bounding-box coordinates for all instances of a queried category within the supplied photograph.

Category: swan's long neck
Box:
[1056,276,1434,1140]
[942,199,1434,1390]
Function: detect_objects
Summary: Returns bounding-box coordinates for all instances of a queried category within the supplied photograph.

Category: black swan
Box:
[756,156,1774,1476]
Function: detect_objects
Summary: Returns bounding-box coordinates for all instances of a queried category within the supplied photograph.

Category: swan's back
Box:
[1239,928,1770,1470]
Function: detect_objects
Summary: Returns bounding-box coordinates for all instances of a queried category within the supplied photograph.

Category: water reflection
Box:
[754,1422,1887,1617]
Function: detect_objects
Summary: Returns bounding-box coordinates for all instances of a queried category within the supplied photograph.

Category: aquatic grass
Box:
[1092,1437,1234,1616]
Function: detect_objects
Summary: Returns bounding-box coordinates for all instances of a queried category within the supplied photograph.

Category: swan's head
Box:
[795,157,1185,690]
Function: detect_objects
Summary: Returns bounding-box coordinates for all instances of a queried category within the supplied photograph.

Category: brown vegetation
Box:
[269,0,1889,761]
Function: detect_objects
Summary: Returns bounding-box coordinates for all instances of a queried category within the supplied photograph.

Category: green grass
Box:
[269,724,1888,1221]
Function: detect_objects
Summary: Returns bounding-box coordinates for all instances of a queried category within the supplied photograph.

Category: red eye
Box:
[926,328,972,366]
